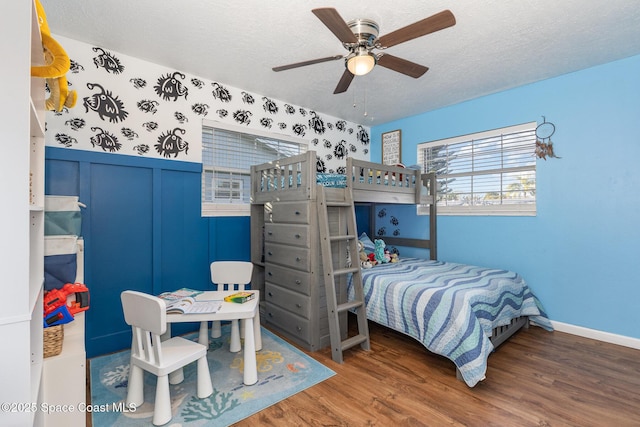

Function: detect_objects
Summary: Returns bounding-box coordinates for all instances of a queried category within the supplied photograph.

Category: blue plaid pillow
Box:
[359,232,376,253]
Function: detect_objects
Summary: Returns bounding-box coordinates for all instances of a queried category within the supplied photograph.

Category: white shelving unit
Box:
[0,1,46,426]
[41,240,86,427]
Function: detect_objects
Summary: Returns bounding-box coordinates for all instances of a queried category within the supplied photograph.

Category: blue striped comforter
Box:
[349,258,553,387]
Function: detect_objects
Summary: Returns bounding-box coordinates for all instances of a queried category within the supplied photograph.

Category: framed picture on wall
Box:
[382,129,401,165]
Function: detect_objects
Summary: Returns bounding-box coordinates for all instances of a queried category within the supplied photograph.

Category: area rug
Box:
[90,326,335,426]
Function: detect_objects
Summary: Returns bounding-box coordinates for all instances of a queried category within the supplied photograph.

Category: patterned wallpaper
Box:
[45,36,371,173]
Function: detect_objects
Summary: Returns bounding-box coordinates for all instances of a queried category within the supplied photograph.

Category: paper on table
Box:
[159,288,203,301]
[166,298,222,315]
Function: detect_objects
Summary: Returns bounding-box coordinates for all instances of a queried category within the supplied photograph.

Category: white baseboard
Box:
[550,320,640,350]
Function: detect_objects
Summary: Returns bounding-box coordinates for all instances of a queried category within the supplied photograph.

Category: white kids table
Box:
[163,290,261,385]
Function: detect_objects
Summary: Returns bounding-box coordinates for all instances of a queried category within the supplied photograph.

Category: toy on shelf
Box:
[43,283,90,327]
[44,305,74,327]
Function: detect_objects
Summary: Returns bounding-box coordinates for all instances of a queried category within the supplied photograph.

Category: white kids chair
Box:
[209,261,253,352]
[121,290,213,426]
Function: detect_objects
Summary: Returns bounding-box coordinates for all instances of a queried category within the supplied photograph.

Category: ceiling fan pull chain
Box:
[363,84,368,117]
[353,90,357,109]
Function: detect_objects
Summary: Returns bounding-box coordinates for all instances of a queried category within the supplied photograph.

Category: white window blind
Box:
[417,122,537,216]
[202,122,307,216]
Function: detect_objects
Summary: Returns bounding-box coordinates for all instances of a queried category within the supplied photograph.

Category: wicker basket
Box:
[43,325,64,358]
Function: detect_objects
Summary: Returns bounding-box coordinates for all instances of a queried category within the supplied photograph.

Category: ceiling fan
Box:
[272,8,456,94]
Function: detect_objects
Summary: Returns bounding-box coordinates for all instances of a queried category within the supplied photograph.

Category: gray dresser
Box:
[261,200,332,351]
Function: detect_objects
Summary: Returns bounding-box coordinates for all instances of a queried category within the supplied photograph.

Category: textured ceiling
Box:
[41,0,640,126]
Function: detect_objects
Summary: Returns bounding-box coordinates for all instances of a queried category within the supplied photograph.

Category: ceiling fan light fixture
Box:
[274,8,456,94]
[347,50,376,76]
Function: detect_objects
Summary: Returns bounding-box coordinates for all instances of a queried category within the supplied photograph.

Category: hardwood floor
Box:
[236,318,640,426]
[86,318,640,426]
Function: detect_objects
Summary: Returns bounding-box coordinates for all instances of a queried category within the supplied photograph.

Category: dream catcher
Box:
[535,116,560,160]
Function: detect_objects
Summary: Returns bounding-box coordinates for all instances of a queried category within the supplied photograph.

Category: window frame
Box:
[417,122,537,216]
[201,120,308,217]
[212,175,244,202]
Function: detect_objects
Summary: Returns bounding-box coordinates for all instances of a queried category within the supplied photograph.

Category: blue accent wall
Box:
[370,54,640,339]
[46,147,250,357]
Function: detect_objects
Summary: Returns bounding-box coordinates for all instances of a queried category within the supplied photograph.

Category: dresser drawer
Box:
[264,223,310,247]
[265,302,311,344]
[264,263,311,295]
[269,201,310,224]
[265,282,310,319]
[265,242,310,271]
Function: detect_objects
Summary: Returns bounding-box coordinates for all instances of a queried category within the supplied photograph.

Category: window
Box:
[212,177,244,202]
[417,122,537,216]
[202,121,307,216]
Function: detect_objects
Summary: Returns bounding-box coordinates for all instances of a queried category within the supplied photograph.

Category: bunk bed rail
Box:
[250,151,315,203]
[346,157,435,205]
[250,151,436,205]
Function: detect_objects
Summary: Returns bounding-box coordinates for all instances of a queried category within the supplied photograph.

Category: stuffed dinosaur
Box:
[30,0,77,112]
[374,239,388,264]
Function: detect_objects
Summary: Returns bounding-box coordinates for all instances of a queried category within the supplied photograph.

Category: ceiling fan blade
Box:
[377,10,456,48]
[377,54,429,78]
[312,8,358,44]
[334,69,354,94]
[272,55,343,72]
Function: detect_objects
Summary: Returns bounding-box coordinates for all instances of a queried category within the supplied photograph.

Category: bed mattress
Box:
[349,258,553,386]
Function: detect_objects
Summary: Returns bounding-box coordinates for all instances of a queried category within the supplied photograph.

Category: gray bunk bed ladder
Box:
[316,185,370,363]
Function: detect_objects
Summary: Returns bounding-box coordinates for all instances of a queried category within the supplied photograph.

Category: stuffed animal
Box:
[358,240,367,263]
[367,252,378,266]
[30,0,77,112]
[383,248,391,263]
[374,239,387,264]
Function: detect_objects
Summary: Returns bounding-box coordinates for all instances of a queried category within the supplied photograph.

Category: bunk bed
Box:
[250,150,551,387]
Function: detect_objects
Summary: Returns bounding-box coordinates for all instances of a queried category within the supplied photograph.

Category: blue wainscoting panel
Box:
[160,169,210,296]
[45,147,217,357]
[87,162,154,355]
[45,159,80,196]
[208,216,251,263]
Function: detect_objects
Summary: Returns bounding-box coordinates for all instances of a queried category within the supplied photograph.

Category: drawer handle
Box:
[268,231,273,235]
[268,292,273,297]
[268,312,274,318]
[268,271,272,276]
[296,303,302,308]
[296,257,301,262]
[295,280,301,285]
[296,326,302,332]
[268,251,273,256]
[295,211,301,215]
[295,234,301,238]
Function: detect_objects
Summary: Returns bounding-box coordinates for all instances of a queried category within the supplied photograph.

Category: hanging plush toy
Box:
[30,0,77,112]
